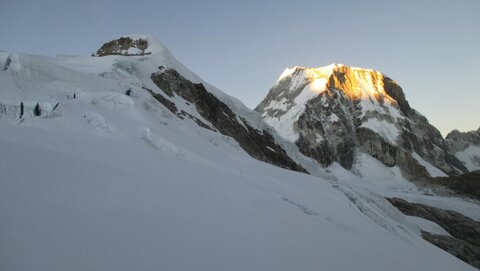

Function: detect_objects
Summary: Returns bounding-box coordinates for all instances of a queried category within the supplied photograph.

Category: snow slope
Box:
[2,123,476,271]
[0,36,478,270]
[455,145,480,171]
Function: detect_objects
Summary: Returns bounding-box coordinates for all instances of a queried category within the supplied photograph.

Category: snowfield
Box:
[1,122,475,271]
[0,36,478,271]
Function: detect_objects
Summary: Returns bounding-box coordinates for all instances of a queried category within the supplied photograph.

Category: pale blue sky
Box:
[1,0,479,135]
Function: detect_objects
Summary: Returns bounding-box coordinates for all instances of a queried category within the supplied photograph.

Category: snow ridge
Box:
[0,35,478,271]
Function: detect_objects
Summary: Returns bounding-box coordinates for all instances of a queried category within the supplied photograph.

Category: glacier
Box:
[0,35,478,271]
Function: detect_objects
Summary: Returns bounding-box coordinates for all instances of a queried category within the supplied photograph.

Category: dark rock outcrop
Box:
[3,55,11,71]
[95,37,150,57]
[431,170,480,200]
[143,86,178,114]
[149,68,307,173]
[387,197,480,269]
[422,231,480,269]
[293,90,356,168]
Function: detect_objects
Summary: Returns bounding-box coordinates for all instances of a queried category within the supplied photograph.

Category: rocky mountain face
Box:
[150,68,306,172]
[256,64,467,179]
[447,128,480,152]
[446,128,480,171]
[95,36,306,173]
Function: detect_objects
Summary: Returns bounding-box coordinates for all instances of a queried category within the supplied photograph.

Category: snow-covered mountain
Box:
[256,64,467,179]
[446,127,480,171]
[1,36,479,270]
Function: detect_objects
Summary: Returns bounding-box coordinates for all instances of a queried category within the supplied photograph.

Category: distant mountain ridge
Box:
[256,64,469,179]
[446,127,480,171]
